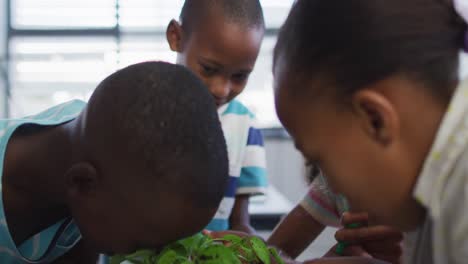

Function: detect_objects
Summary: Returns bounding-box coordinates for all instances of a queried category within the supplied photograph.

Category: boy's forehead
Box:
[188,18,264,68]
[191,6,264,36]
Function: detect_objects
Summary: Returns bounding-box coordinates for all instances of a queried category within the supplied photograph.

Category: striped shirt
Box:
[206,100,268,231]
[405,78,468,264]
[300,175,349,228]
[0,100,84,263]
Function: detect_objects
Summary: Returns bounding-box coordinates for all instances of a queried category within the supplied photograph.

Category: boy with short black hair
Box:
[0,61,228,263]
[167,0,268,234]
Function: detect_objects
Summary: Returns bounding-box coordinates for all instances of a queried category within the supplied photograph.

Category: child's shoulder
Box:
[20,100,86,125]
[24,99,86,121]
[219,100,260,143]
[0,100,86,133]
[220,100,255,119]
[42,99,87,116]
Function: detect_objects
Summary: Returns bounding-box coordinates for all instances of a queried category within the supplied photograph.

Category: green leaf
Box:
[220,235,242,244]
[238,245,255,261]
[109,255,127,264]
[198,235,214,250]
[127,249,156,259]
[199,244,241,264]
[250,237,270,264]
[268,248,285,264]
[169,243,190,258]
[200,260,226,264]
[156,250,179,264]
[180,233,206,251]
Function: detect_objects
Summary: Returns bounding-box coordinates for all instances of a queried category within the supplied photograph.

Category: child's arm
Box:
[268,177,341,259]
[232,125,267,234]
[229,194,256,234]
[268,204,325,259]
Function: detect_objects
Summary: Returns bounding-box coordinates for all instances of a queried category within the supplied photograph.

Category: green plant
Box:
[110,233,285,264]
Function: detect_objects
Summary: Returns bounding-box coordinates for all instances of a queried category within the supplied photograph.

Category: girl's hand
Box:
[334,213,403,264]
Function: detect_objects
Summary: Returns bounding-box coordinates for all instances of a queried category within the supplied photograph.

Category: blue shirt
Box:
[0,100,85,263]
[206,100,268,231]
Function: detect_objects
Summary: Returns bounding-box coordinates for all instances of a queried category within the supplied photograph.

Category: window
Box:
[5,0,295,127]
[9,37,117,116]
[12,0,117,29]
[119,0,184,31]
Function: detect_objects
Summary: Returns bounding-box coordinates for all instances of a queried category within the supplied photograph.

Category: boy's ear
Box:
[166,19,185,52]
[351,89,400,146]
[65,162,100,199]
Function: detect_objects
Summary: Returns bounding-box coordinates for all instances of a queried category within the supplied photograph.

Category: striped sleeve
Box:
[237,126,268,196]
[206,175,239,231]
[299,176,342,227]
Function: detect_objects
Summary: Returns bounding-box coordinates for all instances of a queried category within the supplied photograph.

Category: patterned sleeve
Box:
[299,176,342,228]
[236,126,268,196]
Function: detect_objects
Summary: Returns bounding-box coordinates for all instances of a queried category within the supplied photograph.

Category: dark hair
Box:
[87,61,228,208]
[274,0,467,103]
[179,0,265,34]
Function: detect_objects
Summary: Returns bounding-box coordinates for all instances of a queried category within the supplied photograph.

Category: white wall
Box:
[461,53,468,79]
[0,0,5,52]
[264,138,309,204]
[0,0,7,117]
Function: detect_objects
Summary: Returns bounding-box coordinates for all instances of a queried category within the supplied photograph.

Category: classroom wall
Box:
[264,137,309,204]
[0,0,7,117]
[461,53,468,78]
[0,0,5,53]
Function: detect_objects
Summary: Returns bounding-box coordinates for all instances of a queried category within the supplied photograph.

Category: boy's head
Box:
[274,0,466,231]
[66,62,228,254]
[167,0,265,108]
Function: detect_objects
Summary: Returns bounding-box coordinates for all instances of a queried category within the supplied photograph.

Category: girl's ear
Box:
[351,89,400,147]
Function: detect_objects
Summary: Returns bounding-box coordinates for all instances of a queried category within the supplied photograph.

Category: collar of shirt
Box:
[413,79,468,219]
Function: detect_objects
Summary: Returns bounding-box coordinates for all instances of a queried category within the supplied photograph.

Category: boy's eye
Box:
[200,64,217,76]
[232,73,249,83]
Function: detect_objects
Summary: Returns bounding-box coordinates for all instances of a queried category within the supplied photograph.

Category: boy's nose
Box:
[210,79,231,103]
